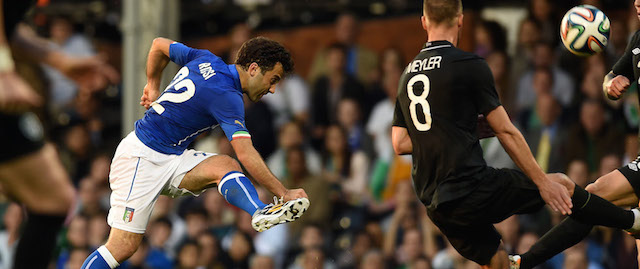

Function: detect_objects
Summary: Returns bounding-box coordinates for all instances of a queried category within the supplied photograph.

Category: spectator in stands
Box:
[262,73,311,128]
[511,18,542,90]
[250,255,275,269]
[66,248,91,269]
[244,94,276,158]
[176,241,200,269]
[359,250,386,269]
[57,215,89,268]
[337,98,369,152]
[196,231,228,269]
[59,121,93,185]
[567,159,590,188]
[336,231,375,268]
[43,15,97,113]
[220,23,252,64]
[149,196,186,255]
[516,42,575,112]
[147,217,174,266]
[311,43,365,149]
[282,146,332,235]
[87,213,109,250]
[566,99,625,172]
[201,191,234,238]
[522,93,568,173]
[227,231,255,269]
[322,125,369,206]
[181,208,208,244]
[267,121,322,179]
[473,20,507,58]
[528,0,558,44]
[0,203,22,269]
[77,178,104,217]
[308,13,378,84]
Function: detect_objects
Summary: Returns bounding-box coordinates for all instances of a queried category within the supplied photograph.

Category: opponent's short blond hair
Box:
[423,0,462,27]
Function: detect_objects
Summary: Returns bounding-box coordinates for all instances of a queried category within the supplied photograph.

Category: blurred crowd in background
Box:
[3,0,640,268]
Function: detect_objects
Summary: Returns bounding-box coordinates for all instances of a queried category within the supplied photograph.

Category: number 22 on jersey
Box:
[407,74,432,131]
[152,66,196,114]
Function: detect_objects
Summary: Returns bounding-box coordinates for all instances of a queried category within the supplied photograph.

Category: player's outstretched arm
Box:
[486,105,573,215]
[391,126,413,155]
[141,37,174,109]
[230,137,308,201]
[603,71,630,100]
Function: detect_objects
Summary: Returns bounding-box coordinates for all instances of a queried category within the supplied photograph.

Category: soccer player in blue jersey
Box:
[81,37,310,268]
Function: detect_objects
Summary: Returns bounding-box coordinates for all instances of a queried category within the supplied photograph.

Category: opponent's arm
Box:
[603,71,631,100]
[12,24,118,91]
[141,37,173,109]
[392,126,412,155]
[230,137,308,201]
[0,0,41,113]
[486,105,573,215]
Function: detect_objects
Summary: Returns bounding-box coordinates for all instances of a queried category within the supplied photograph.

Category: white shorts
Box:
[107,132,215,234]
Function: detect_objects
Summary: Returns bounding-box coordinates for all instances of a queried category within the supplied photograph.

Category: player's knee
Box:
[105,235,143,262]
[585,177,609,197]
[553,173,574,189]
[217,155,242,173]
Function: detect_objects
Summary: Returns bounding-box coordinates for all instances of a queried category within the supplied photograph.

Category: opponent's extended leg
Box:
[516,171,639,269]
[0,144,75,269]
[481,243,509,269]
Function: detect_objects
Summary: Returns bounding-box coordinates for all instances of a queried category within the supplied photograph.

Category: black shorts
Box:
[426,167,545,265]
[618,156,640,200]
[0,112,45,162]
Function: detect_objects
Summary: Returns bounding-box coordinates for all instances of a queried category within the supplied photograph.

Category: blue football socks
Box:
[218,171,267,215]
[81,246,120,269]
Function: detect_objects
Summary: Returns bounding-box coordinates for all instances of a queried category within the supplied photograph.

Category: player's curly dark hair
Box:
[235,36,294,74]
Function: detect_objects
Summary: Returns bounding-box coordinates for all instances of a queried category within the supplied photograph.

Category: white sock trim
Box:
[235,176,259,210]
[632,208,640,231]
[218,172,244,195]
[97,245,120,268]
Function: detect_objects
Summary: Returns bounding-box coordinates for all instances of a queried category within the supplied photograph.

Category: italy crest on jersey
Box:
[123,207,135,223]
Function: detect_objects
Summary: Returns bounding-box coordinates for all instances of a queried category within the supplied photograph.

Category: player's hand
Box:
[538,178,573,215]
[140,83,160,109]
[0,71,43,113]
[283,188,308,202]
[605,75,630,100]
[58,54,120,92]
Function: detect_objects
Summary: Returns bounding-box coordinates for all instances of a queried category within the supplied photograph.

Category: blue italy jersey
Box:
[135,42,251,155]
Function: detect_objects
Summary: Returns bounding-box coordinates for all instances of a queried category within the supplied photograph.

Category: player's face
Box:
[246,62,284,102]
[636,0,640,21]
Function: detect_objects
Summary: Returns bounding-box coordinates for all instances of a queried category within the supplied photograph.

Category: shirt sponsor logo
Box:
[629,162,639,172]
[235,120,245,128]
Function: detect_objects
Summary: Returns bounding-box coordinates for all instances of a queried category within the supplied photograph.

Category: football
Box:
[560,5,610,56]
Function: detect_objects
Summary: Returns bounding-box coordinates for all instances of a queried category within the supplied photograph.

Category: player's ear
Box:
[421,15,428,31]
[248,62,260,77]
[457,14,463,28]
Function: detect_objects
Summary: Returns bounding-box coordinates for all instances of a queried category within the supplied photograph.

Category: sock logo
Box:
[123,207,135,223]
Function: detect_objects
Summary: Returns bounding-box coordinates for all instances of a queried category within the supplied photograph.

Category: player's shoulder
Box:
[449,49,485,64]
[630,30,640,44]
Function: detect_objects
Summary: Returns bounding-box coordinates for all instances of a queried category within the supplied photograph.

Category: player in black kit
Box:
[0,0,116,267]
[510,1,640,268]
[392,0,640,268]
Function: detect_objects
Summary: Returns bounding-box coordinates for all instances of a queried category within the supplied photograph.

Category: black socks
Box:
[13,212,66,269]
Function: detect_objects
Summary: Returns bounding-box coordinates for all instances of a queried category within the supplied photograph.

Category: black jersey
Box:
[392,40,501,208]
[613,31,640,97]
[3,1,32,37]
